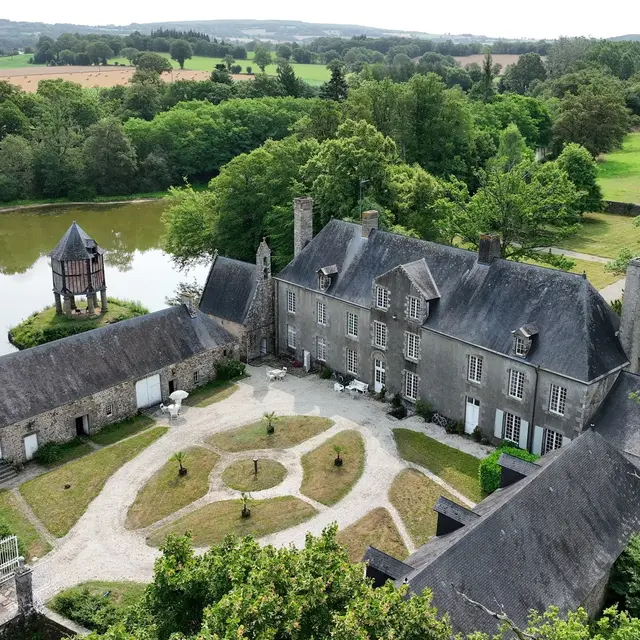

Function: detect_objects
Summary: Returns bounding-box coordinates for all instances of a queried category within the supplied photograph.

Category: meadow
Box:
[0,53,39,69]
[597,132,640,204]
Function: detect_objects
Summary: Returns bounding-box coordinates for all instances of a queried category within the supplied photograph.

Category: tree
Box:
[556,143,604,213]
[59,49,76,66]
[120,47,139,64]
[473,51,496,102]
[277,60,302,97]
[320,60,349,102]
[86,41,113,65]
[210,64,233,85]
[170,451,187,476]
[0,135,34,202]
[262,411,278,434]
[83,118,138,196]
[276,43,292,60]
[333,444,344,465]
[170,39,193,69]
[253,46,273,72]
[223,54,235,71]
[500,52,547,94]
[122,82,163,121]
[135,52,172,74]
[608,534,640,617]
[0,101,29,139]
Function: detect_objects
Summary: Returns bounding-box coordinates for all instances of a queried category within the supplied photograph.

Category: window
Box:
[317,301,327,326]
[105,403,113,417]
[508,370,525,399]
[549,384,567,416]
[468,355,483,383]
[316,336,327,362]
[318,274,331,290]
[287,290,296,314]
[374,321,387,349]
[375,286,390,310]
[346,348,358,375]
[193,371,199,384]
[543,428,563,454]
[408,296,421,320]
[503,412,521,444]
[287,324,297,349]
[405,371,419,400]
[514,336,528,357]
[347,312,358,338]
[406,332,420,361]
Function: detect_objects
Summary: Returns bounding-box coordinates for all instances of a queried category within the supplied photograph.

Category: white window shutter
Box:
[562,435,571,447]
[519,420,529,451]
[532,426,544,456]
[494,409,504,439]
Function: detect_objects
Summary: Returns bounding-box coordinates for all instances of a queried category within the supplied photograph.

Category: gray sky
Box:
[3,1,639,40]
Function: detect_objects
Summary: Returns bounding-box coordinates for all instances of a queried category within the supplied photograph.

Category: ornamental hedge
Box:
[478,445,539,495]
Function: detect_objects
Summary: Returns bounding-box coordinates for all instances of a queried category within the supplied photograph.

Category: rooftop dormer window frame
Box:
[318,273,332,291]
[514,336,529,357]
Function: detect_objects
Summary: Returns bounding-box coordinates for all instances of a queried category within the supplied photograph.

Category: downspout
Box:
[530,365,540,451]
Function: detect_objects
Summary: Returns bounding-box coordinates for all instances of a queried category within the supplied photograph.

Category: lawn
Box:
[337,507,408,562]
[597,133,640,203]
[222,458,287,491]
[20,427,168,537]
[0,490,51,562]
[40,439,95,467]
[90,415,156,446]
[183,379,239,408]
[389,469,465,545]
[126,446,219,530]
[393,429,483,502]
[208,416,334,452]
[147,496,316,547]
[300,431,365,506]
[0,54,37,69]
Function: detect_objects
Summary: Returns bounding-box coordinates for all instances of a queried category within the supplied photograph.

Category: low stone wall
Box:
[0,611,84,639]
[604,201,640,216]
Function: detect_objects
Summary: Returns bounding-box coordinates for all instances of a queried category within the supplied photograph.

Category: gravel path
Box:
[32,366,492,602]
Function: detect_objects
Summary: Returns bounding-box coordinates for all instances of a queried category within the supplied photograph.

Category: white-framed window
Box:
[347,312,358,338]
[318,274,331,290]
[549,384,567,416]
[468,355,483,383]
[543,428,563,454]
[408,296,421,320]
[508,370,525,399]
[405,371,419,401]
[317,301,327,326]
[105,403,113,417]
[375,286,390,310]
[287,324,297,349]
[374,321,387,349]
[316,336,327,362]
[514,336,528,357]
[287,290,296,314]
[346,348,358,375]
[406,332,420,361]
[503,412,521,443]
[193,371,199,384]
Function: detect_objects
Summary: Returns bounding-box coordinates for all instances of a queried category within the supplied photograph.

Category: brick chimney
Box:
[477,233,501,265]
[293,197,313,257]
[361,210,379,239]
[620,258,640,372]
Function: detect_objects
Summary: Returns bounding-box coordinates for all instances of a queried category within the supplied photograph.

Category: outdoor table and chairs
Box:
[266,367,288,381]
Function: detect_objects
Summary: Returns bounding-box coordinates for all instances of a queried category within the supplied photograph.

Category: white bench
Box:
[345,379,368,396]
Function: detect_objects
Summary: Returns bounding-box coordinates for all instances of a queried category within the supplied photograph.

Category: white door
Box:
[374,359,386,393]
[24,434,38,461]
[465,397,480,434]
[135,374,162,408]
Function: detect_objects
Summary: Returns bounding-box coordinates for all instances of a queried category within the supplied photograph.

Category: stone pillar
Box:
[100,290,108,312]
[15,562,34,617]
[70,297,77,311]
[54,293,62,315]
[620,258,640,372]
[293,197,313,258]
[63,296,72,318]
[87,294,95,314]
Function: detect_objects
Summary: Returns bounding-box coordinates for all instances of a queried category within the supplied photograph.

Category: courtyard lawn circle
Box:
[221,458,287,492]
[146,496,316,547]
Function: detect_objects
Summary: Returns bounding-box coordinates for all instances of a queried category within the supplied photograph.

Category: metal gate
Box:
[0,536,20,584]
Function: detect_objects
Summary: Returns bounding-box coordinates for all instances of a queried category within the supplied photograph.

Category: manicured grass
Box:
[126,446,219,530]
[0,490,51,562]
[90,415,156,447]
[20,427,168,537]
[337,507,408,563]
[522,255,619,290]
[147,496,316,547]
[597,133,640,203]
[184,379,239,408]
[222,458,287,491]
[389,469,465,545]
[393,429,483,502]
[300,431,365,506]
[558,212,640,259]
[49,580,146,612]
[0,54,37,69]
[208,416,334,452]
[42,439,95,467]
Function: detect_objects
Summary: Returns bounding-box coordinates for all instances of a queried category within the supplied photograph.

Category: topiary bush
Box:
[216,359,246,381]
[320,366,332,380]
[478,445,539,495]
[415,400,433,422]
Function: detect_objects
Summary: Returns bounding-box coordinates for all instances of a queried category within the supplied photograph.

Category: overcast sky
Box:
[3,1,639,40]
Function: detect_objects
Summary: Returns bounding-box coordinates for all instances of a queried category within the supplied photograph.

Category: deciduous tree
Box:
[0,135,34,202]
[253,46,272,72]
[170,39,193,70]
[556,142,603,213]
[135,52,172,75]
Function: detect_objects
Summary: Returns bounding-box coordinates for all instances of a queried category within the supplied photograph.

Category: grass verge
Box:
[208,416,334,452]
[90,415,156,446]
[393,429,483,502]
[300,430,365,506]
[597,132,640,203]
[20,427,168,537]
[337,507,408,562]
[37,439,95,467]
[0,490,51,562]
[147,496,316,547]
[184,379,239,408]
[126,446,219,530]
[222,458,287,491]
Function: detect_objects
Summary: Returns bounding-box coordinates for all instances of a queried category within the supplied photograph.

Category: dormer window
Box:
[514,336,528,357]
[317,265,338,291]
[512,324,538,358]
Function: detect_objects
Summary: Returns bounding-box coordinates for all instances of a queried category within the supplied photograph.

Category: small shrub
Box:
[51,589,119,633]
[472,427,482,442]
[375,386,386,401]
[391,392,403,409]
[478,445,539,495]
[610,298,623,316]
[33,442,66,465]
[320,366,332,380]
[415,400,433,422]
[389,405,407,419]
[216,359,246,381]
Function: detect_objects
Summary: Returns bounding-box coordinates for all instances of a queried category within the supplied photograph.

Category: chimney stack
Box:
[477,233,501,265]
[293,197,314,258]
[620,258,640,372]
[361,210,379,239]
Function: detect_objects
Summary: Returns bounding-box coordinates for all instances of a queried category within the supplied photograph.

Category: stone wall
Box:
[244,240,274,361]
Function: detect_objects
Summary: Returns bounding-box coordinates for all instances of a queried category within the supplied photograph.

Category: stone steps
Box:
[0,462,17,485]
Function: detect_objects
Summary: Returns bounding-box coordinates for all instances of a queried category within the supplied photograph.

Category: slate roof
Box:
[433,496,480,526]
[276,220,627,382]
[396,259,440,300]
[497,452,541,477]
[591,371,640,459]
[0,306,234,429]
[380,431,640,636]
[199,255,258,325]
[362,547,413,580]
[49,221,104,261]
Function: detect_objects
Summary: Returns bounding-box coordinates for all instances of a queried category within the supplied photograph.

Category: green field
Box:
[597,133,640,204]
[0,53,38,69]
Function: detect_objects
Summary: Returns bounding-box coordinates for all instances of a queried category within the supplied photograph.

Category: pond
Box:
[0,200,209,355]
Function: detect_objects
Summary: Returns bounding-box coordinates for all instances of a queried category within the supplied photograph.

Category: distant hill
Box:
[609,34,640,41]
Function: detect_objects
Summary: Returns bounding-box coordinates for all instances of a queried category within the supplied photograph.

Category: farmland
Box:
[597,132,640,204]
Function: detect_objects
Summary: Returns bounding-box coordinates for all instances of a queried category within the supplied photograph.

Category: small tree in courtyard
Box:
[170,451,188,476]
[263,411,278,434]
[333,444,344,466]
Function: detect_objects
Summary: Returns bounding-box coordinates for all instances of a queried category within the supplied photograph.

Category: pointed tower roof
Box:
[49,221,104,261]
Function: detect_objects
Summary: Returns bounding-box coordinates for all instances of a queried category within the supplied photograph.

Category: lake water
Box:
[0,201,210,355]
